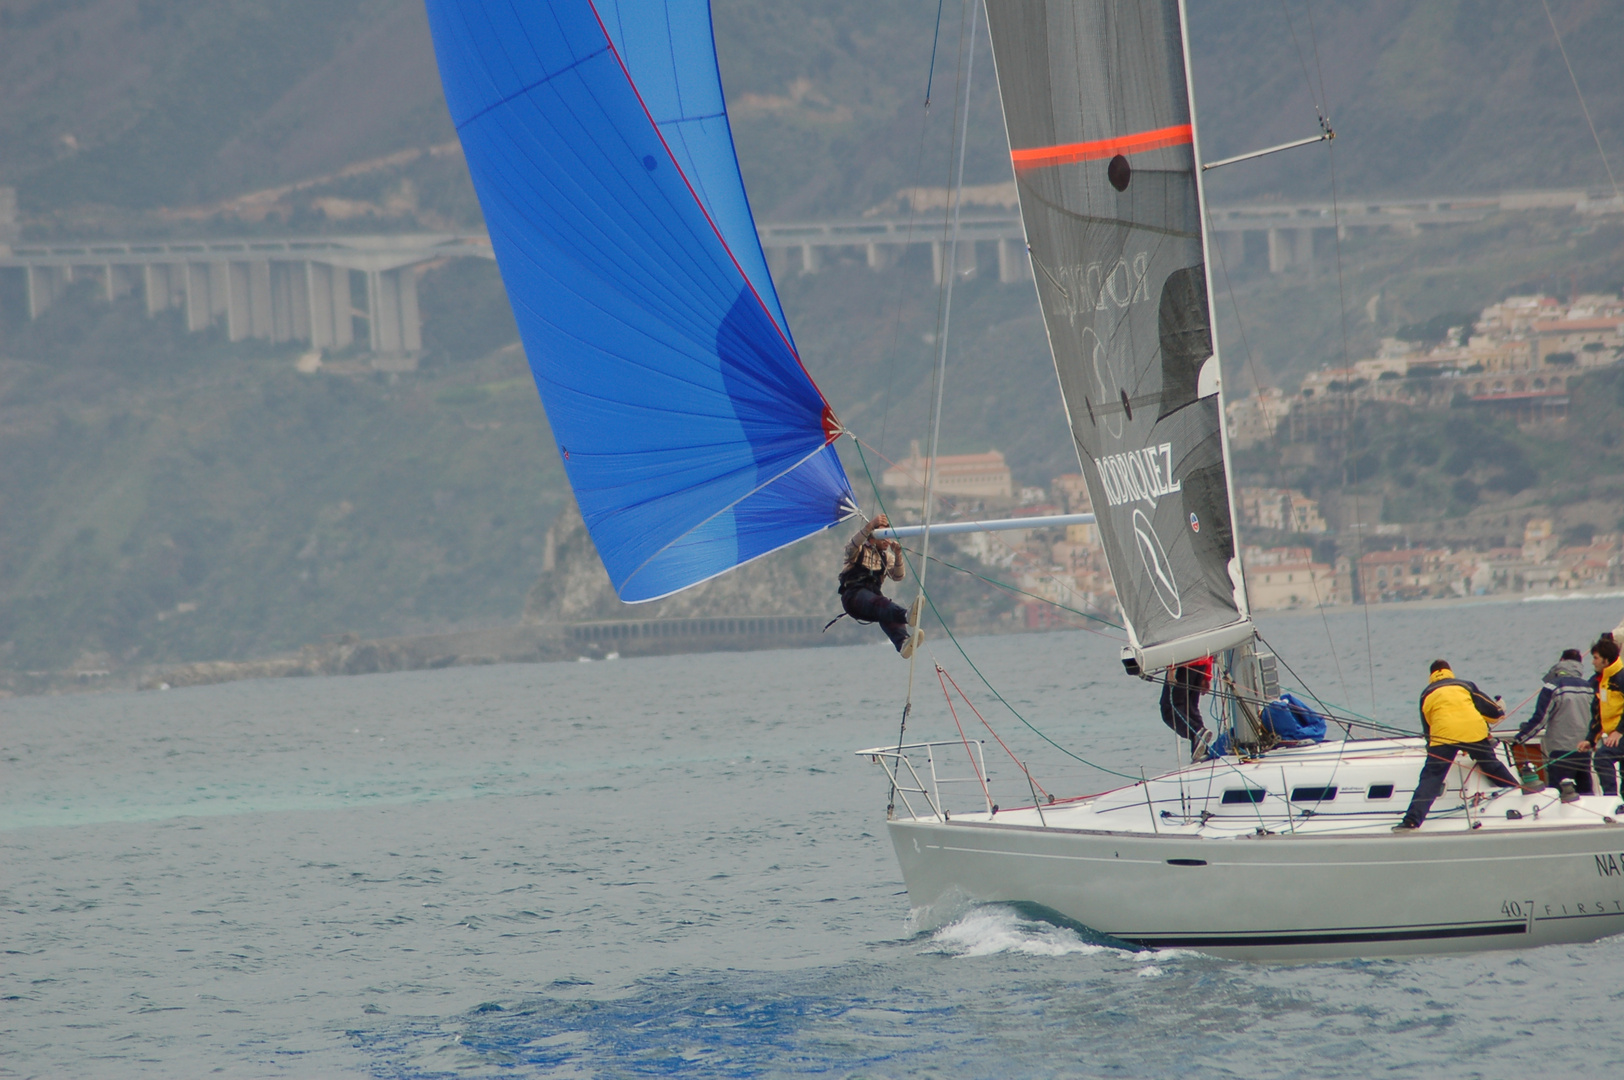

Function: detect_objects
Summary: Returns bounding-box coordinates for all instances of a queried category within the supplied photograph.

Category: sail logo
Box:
[1043,252,1150,323]
[1098,443,1181,508]
[1133,509,1182,620]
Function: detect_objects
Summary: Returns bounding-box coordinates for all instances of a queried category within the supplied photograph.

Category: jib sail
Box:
[983,0,1253,670]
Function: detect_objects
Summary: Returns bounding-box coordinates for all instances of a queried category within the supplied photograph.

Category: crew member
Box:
[838,514,923,658]
[1516,648,1595,795]
[1580,637,1624,797]
[1160,656,1214,761]
[1394,659,1531,832]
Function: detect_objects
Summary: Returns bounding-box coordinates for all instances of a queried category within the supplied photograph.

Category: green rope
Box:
[851,438,1144,782]
[902,547,1125,631]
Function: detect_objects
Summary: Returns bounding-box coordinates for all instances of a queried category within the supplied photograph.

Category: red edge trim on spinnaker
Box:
[1011,123,1193,171]
[582,0,840,431]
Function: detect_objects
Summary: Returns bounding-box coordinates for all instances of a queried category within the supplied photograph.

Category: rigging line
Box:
[1302,1,1333,125]
[847,431,1125,632]
[1541,0,1623,204]
[1206,206,1349,706]
[906,0,979,722]
[959,523,1120,629]
[1255,633,1414,738]
[1277,0,1324,119]
[888,0,975,816]
[1272,0,1374,713]
[900,545,1125,633]
[854,440,1143,781]
[923,0,947,107]
[1325,136,1378,715]
[1294,0,1376,714]
[877,0,953,456]
[936,665,993,808]
[939,664,1051,799]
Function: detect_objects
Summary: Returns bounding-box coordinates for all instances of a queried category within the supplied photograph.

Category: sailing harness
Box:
[826,533,900,631]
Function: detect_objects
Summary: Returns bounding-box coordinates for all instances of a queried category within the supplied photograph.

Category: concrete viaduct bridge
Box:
[757,190,1614,284]
[0,190,1608,355]
[0,233,494,360]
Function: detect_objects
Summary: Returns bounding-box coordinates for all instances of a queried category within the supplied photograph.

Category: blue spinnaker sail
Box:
[425,0,855,602]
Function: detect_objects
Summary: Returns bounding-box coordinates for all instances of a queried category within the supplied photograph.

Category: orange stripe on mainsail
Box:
[1011,123,1193,170]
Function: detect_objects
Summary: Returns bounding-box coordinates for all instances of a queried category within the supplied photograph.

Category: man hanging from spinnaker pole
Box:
[837,515,924,659]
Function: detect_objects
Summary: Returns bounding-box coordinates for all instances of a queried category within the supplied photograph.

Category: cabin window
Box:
[1291,786,1337,802]
[1221,788,1266,805]
[1367,784,1395,799]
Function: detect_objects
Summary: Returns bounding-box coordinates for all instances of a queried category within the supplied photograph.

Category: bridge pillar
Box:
[865,242,897,271]
[225,260,275,342]
[997,237,1031,283]
[1216,230,1244,271]
[366,267,421,355]
[932,240,977,283]
[144,264,181,315]
[305,262,353,350]
[106,263,140,302]
[226,263,250,341]
[1293,227,1315,271]
[25,265,68,318]
[183,263,213,332]
[798,243,820,275]
[1267,227,1292,274]
[269,261,311,344]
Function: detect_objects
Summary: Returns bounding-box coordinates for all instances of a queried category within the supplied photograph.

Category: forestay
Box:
[424,0,855,603]
[983,0,1252,669]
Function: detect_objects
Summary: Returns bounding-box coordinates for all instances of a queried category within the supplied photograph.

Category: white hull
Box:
[872,738,1624,961]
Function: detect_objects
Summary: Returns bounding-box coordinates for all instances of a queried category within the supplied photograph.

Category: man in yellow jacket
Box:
[1579,638,1624,796]
[1394,659,1532,831]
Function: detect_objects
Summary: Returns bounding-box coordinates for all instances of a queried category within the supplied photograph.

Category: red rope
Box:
[936,665,992,808]
[938,664,1051,801]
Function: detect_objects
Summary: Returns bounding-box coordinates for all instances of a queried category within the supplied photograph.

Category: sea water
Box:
[5,596,1624,1078]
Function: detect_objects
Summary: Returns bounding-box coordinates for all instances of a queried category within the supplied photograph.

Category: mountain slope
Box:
[4,0,1622,221]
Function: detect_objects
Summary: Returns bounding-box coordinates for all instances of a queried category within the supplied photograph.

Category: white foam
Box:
[925,905,1108,958]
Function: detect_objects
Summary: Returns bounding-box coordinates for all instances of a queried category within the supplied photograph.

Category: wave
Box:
[923,903,1116,958]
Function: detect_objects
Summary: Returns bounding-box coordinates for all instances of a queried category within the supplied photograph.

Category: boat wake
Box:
[921,903,1121,959]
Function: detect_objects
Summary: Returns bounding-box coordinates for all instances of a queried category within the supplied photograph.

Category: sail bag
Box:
[984,0,1253,668]
[425,0,855,602]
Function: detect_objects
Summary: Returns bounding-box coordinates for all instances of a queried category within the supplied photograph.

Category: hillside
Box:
[0,269,563,672]
[4,1,1624,678]
[3,0,1622,227]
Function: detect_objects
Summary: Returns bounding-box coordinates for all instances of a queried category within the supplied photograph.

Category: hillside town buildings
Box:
[1226,289,1624,439]
[881,442,1013,501]
[917,427,1620,629]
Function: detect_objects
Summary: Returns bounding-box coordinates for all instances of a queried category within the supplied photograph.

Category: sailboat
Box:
[424,1,1624,961]
[861,0,1624,961]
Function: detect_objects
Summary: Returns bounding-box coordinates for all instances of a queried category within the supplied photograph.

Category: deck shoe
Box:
[1391,823,1419,833]
[900,628,925,660]
[907,594,924,628]
[1190,730,1214,763]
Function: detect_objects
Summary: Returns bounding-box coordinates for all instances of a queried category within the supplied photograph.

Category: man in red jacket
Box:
[1161,656,1214,761]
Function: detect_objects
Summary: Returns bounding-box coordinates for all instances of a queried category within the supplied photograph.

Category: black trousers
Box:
[1400,740,1520,827]
[1594,741,1624,798]
[1159,668,1206,745]
[841,587,909,650]
[1546,750,1594,795]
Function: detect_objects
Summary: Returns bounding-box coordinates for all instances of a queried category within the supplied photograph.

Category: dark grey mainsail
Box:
[984,0,1252,670]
